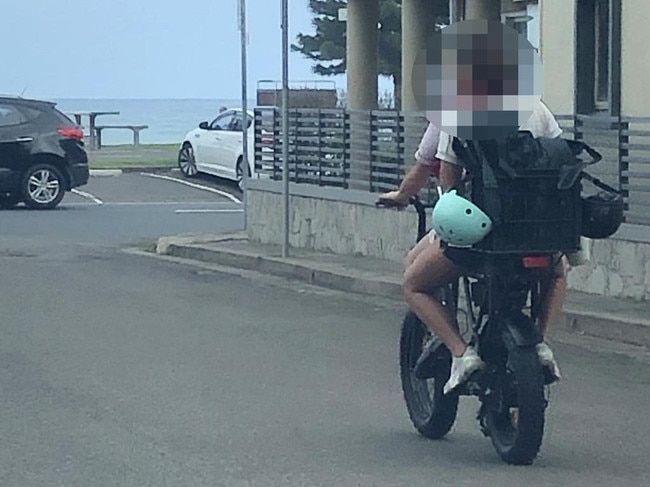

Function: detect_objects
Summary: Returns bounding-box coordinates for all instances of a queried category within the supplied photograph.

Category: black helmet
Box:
[581,191,624,239]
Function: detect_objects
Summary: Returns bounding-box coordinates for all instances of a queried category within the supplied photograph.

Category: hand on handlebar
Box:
[376,190,410,210]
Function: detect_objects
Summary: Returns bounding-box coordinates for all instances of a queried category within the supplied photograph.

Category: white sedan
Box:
[177,108,270,190]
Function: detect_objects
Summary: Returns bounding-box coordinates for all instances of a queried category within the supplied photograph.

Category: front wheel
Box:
[399,310,459,439]
[485,346,546,465]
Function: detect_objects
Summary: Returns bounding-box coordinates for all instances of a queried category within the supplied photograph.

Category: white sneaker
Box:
[537,342,562,382]
[443,346,485,395]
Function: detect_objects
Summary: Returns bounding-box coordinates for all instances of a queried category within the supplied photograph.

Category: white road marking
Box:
[71,189,104,205]
[174,209,244,214]
[105,201,240,207]
[139,172,243,204]
[90,169,122,177]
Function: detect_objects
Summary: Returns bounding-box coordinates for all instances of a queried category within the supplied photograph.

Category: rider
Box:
[381,16,568,393]
[382,102,566,394]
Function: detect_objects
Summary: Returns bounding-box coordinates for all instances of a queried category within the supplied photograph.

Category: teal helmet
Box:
[432,190,493,247]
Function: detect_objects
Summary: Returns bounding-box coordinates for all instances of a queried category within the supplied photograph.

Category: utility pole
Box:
[238,0,249,229]
[281,0,290,257]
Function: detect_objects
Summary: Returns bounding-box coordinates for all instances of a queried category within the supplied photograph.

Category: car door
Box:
[216,110,251,179]
[0,102,35,192]
[196,111,235,175]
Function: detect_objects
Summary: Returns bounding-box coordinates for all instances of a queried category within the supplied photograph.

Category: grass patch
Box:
[88,144,179,169]
[89,158,176,169]
[99,143,179,150]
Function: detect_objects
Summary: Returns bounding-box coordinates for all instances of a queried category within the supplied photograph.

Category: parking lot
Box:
[1,171,245,246]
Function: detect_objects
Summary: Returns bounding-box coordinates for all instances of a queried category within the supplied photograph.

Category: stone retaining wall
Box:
[247,179,650,301]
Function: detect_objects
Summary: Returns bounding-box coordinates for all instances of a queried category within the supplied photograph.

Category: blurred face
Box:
[411,19,544,141]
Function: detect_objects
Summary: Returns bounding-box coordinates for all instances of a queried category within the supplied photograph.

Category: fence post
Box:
[348,109,373,191]
[343,111,350,189]
[318,109,323,187]
[619,117,629,215]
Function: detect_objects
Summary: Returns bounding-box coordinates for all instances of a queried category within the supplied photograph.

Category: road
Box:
[0,172,649,486]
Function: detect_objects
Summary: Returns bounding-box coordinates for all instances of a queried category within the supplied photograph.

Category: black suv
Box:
[0,96,89,209]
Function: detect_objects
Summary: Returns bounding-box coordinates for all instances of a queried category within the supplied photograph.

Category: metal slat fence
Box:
[254,108,650,224]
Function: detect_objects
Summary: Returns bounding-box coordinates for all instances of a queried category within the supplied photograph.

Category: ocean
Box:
[52,98,257,146]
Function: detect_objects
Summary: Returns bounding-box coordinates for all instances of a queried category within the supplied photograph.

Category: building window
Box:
[594,0,610,110]
[576,0,621,115]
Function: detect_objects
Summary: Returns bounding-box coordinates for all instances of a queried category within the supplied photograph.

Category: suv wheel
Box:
[22,164,66,209]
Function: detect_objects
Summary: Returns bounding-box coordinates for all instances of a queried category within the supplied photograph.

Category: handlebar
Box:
[375,194,431,242]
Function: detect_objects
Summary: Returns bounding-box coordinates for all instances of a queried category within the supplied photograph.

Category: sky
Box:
[0,0,394,100]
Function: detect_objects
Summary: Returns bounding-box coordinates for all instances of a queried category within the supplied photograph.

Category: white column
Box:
[464,0,500,20]
[401,0,434,112]
[346,0,379,109]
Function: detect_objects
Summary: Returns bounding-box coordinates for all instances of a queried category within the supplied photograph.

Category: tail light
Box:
[522,255,552,268]
[58,127,84,141]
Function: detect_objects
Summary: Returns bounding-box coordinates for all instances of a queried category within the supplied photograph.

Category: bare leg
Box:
[539,255,569,338]
[403,236,466,357]
[404,231,435,270]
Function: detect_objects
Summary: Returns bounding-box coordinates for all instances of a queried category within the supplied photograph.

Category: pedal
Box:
[453,370,485,397]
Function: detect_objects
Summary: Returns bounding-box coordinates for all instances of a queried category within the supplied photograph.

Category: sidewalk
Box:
[155,232,650,350]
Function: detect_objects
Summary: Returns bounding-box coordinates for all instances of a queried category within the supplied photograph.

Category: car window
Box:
[231,113,252,132]
[18,106,43,121]
[210,112,234,131]
[0,104,29,127]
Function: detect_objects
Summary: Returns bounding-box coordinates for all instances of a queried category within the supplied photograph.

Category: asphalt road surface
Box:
[1,171,244,244]
[0,173,649,486]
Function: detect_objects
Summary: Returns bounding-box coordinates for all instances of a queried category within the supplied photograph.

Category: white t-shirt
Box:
[435,101,563,166]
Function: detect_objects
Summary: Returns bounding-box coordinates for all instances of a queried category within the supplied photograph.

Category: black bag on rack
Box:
[449,131,615,252]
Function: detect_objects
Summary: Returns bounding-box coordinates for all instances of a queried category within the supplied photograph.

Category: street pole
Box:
[239,0,249,230]
[281,0,290,258]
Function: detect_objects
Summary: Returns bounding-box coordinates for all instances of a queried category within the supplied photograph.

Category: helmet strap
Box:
[580,171,622,196]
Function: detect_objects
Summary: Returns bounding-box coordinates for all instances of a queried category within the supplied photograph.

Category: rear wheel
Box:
[178,143,198,178]
[485,346,546,465]
[399,310,459,439]
[21,164,65,209]
[236,157,251,191]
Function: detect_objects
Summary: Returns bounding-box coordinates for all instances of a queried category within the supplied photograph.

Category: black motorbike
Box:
[375,135,614,465]
[377,193,570,465]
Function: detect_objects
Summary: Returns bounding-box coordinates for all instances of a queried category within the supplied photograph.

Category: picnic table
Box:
[69,110,120,149]
[94,124,149,149]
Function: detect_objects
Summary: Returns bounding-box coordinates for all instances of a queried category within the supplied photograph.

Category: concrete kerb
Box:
[561,310,650,348]
[156,234,650,349]
[164,242,403,300]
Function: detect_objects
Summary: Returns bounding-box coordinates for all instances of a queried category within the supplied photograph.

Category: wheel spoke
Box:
[32,188,44,200]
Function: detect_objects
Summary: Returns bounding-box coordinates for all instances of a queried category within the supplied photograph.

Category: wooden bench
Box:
[94,125,149,149]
